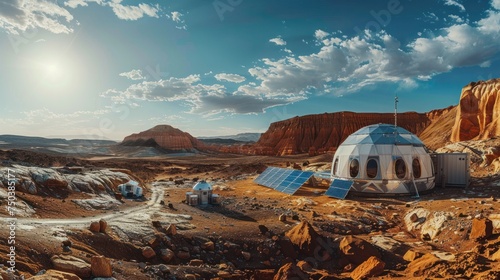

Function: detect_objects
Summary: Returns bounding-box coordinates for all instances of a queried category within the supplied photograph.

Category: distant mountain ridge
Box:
[0,135,117,147]
[198,133,261,143]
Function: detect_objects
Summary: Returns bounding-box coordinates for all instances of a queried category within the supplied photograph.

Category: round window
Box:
[395,158,406,179]
[366,158,378,179]
[412,158,421,178]
[349,159,359,178]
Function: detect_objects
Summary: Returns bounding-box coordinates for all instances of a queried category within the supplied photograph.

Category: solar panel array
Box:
[254,167,314,195]
[325,179,353,199]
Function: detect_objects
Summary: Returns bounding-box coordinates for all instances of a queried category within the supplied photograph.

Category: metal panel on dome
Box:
[325,179,353,199]
[254,167,314,195]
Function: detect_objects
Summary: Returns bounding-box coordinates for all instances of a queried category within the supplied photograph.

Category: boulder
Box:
[403,250,423,262]
[405,253,443,277]
[90,256,112,277]
[273,262,308,280]
[51,255,91,278]
[201,241,215,251]
[177,250,191,260]
[339,235,381,266]
[166,224,177,236]
[89,222,100,233]
[350,256,385,280]
[142,246,156,259]
[99,219,107,233]
[189,259,204,266]
[285,221,322,256]
[27,269,81,280]
[470,218,493,240]
[161,248,175,263]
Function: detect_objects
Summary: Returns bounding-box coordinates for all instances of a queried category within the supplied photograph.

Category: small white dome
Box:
[193,180,212,191]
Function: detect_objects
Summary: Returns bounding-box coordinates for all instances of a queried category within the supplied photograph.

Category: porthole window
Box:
[349,159,359,178]
[366,158,378,179]
[395,158,406,179]
[412,158,421,178]
[333,158,339,175]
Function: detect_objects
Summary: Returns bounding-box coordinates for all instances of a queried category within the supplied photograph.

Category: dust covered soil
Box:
[0,150,500,279]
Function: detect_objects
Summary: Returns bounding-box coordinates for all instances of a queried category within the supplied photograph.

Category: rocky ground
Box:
[0,150,499,279]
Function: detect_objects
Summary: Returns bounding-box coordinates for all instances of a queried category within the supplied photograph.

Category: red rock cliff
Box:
[451,78,500,142]
[254,111,434,156]
[122,125,203,151]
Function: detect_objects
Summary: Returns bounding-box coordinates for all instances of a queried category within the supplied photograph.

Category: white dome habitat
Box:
[331,124,435,195]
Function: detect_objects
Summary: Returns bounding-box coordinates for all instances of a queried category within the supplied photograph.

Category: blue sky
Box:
[0,0,499,140]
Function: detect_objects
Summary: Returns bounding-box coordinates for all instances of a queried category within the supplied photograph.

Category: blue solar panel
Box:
[254,167,314,195]
[325,179,353,199]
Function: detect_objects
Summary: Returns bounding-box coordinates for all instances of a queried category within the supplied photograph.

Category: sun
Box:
[43,62,63,80]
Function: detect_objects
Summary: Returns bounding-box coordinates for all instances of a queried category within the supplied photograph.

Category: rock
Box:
[403,250,423,262]
[339,235,381,266]
[470,218,493,240]
[273,262,307,280]
[62,240,72,247]
[253,269,275,280]
[189,259,204,266]
[27,269,81,280]
[258,224,269,234]
[350,256,385,280]
[90,256,112,277]
[241,251,251,261]
[278,237,298,259]
[177,250,190,260]
[148,237,161,248]
[201,241,215,251]
[51,255,91,278]
[254,111,435,156]
[122,125,204,152]
[98,219,107,233]
[405,253,443,277]
[279,214,287,222]
[489,249,500,261]
[296,260,313,272]
[160,248,175,263]
[152,220,162,227]
[410,213,419,222]
[142,246,156,259]
[166,224,177,236]
[285,221,322,256]
[451,78,500,142]
[89,221,100,233]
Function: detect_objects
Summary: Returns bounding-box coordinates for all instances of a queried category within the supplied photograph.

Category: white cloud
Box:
[269,37,286,46]
[109,2,159,20]
[64,0,102,9]
[493,0,500,10]
[119,69,145,80]
[171,11,182,22]
[214,73,246,83]
[0,0,74,34]
[241,4,500,96]
[443,0,466,11]
[448,14,464,23]
[314,29,329,40]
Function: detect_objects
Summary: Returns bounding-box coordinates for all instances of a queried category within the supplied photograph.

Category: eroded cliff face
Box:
[122,125,203,151]
[451,78,500,142]
[254,111,435,156]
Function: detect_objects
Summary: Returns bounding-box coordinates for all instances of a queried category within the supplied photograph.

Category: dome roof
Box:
[193,180,212,191]
[340,124,424,146]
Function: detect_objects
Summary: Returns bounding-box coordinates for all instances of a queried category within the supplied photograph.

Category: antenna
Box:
[394,93,398,128]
